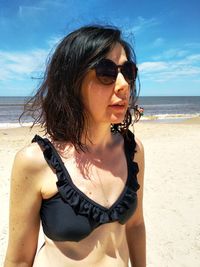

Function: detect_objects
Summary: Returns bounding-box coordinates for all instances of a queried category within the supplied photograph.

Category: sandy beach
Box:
[0,119,200,267]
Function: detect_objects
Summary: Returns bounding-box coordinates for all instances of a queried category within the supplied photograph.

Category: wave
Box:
[1,113,200,129]
[140,113,200,121]
[0,122,33,129]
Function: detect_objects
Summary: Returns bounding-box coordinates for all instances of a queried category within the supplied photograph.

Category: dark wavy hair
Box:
[21,25,140,150]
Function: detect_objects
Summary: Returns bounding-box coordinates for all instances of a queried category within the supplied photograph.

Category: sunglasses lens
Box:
[95,60,117,85]
[95,59,137,85]
[122,61,137,84]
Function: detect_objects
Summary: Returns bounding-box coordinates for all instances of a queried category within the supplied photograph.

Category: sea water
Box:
[0,96,200,128]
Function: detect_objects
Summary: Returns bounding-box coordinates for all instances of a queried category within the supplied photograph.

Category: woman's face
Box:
[81,43,130,127]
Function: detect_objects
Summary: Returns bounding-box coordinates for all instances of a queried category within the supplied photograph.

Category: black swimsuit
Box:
[32,130,140,242]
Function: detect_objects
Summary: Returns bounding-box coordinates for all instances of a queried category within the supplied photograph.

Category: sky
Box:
[0,0,200,96]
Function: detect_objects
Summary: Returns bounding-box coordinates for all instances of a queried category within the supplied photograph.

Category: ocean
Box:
[136,96,200,120]
[0,96,32,128]
[0,96,200,128]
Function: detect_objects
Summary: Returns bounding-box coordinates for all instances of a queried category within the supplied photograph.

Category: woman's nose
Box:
[114,72,129,94]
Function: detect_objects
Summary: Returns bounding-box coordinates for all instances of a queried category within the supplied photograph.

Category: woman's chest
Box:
[62,153,128,209]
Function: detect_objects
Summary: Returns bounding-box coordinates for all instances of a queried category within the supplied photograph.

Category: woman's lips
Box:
[108,104,126,110]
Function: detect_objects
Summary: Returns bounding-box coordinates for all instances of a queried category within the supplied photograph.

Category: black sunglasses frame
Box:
[93,58,138,85]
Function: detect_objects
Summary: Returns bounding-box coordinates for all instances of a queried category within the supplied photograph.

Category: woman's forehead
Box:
[106,43,127,63]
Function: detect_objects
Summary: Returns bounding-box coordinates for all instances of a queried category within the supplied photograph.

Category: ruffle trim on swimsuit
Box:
[32,134,140,225]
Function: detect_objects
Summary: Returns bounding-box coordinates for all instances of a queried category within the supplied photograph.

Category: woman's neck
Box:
[82,123,115,153]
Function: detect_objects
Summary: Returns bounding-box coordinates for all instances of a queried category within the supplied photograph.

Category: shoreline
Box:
[0,114,200,130]
[140,113,200,122]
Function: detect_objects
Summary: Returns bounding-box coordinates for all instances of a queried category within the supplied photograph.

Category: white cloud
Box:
[124,16,159,36]
[153,37,165,47]
[184,42,200,49]
[39,0,67,8]
[139,62,168,72]
[18,0,67,17]
[152,48,189,60]
[47,36,62,48]
[185,54,200,63]
[134,16,159,33]
[139,53,200,82]
[18,5,45,18]
[0,32,67,82]
[0,49,48,81]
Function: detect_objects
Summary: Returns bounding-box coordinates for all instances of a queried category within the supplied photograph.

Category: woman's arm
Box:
[4,145,42,267]
[126,137,146,267]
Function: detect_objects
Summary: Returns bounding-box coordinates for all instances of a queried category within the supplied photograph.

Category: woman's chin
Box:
[110,114,126,124]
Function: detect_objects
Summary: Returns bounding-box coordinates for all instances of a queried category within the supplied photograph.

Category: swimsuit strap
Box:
[123,129,137,162]
[32,135,70,185]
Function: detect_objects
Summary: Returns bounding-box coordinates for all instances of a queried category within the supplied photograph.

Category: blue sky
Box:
[0,0,200,96]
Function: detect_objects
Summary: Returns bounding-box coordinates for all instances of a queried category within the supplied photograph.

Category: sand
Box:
[0,120,200,267]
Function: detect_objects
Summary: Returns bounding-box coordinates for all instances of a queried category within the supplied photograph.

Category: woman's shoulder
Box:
[10,141,48,195]
[133,135,144,169]
[14,140,46,173]
[135,136,144,154]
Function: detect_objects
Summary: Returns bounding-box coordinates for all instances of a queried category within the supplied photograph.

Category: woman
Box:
[4,25,146,267]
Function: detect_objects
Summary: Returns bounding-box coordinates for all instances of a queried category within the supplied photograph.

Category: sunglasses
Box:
[93,58,137,85]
